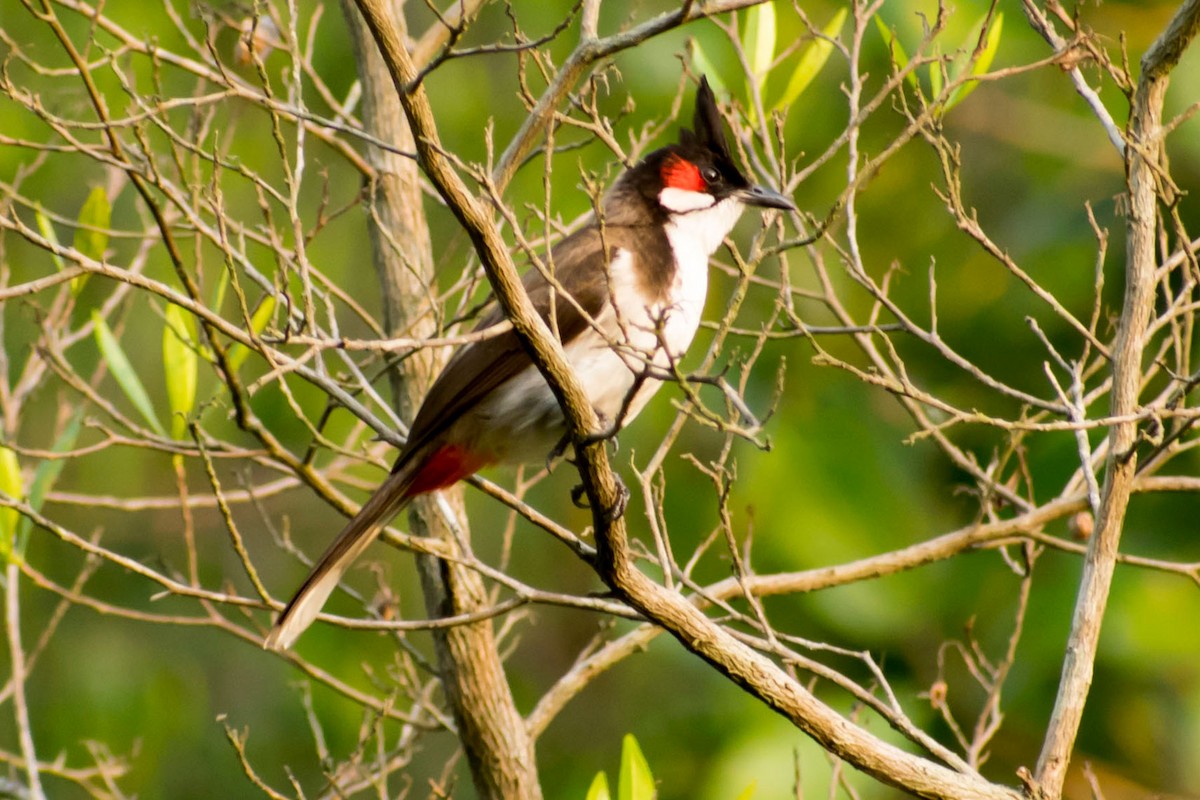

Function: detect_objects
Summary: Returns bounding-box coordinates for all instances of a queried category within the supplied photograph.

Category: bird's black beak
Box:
[735,184,795,211]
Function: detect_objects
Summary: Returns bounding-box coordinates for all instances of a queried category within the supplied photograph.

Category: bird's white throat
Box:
[664,196,745,264]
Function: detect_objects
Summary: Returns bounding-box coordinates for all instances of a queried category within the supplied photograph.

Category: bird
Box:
[264,76,794,650]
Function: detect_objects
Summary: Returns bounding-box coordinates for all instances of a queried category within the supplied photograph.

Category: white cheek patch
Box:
[658,186,716,213]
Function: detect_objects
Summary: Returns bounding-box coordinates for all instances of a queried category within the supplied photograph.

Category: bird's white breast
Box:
[469,199,745,463]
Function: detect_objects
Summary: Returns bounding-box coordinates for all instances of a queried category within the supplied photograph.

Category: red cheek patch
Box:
[406,444,492,496]
[661,155,705,192]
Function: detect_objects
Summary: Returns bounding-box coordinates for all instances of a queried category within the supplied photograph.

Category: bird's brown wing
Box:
[394,227,617,472]
[264,229,621,651]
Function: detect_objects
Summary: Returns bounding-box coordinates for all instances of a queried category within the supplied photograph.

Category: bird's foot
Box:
[570,482,589,509]
[546,431,571,472]
[571,473,629,526]
[577,411,622,452]
[548,413,617,473]
[605,478,630,524]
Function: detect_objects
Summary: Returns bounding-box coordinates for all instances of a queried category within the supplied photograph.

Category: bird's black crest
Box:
[685,76,733,162]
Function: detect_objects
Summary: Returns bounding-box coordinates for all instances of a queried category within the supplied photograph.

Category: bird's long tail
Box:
[263,442,490,651]
[263,466,418,651]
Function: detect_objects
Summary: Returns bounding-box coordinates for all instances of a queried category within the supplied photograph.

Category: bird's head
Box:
[617,76,795,223]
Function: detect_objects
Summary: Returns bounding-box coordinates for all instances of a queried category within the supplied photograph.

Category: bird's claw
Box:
[605,478,630,524]
[570,473,629,525]
[550,413,618,473]
[570,482,589,509]
[578,411,622,452]
[547,431,571,472]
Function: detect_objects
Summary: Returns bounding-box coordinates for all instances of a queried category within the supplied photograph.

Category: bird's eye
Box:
[702,166,721,183]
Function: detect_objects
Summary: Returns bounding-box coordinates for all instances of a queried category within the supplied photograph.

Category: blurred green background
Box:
[2,0,1200,797]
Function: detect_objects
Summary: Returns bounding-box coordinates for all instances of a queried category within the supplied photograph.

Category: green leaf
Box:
[734,780,758,800]
[73,187,110,295]
[37,206,91,297]
[688,39,729,100]
[944,12,1004,113]
[974,13,1004,77]
[743,1,776,89]
[211,265,231,316]
[74,187,110,262]
[617,734,655,800]
[92,311,166,437]
[874,17,918,90]
[928,47,944,100]
[227,294,276,373]
[0,447,23,563]
[163,304,199,440]
[24,411,81,516]
[775,8,846,112]
[585,771,612,800]
[34,209,67,273]
[18,410,83,546]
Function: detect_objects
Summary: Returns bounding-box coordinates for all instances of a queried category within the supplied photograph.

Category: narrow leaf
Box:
[585,772,612,800]
[93,311,166,436]
[874,17,918,89]
[164,304,199,440]
[25,412,81,516]
[227,295,276,373]
[19,410,83,542]
[743,1,776,86]
[945,12,1004,112]
[74,187,111,262]
[775,8,846,111]
[974,13,1004,78]
[734,780,758,800]
[211,265,231,316]
[72,188,109,296]
[928,49,944,100]
[34,209,67,273]
[0,447,22,563]
[617,734,655,800]
[688,39,729,99]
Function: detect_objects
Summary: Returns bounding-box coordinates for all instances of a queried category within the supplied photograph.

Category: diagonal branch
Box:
[350,1,1020,797]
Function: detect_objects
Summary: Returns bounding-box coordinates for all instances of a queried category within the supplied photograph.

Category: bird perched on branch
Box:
[265,76,794,650]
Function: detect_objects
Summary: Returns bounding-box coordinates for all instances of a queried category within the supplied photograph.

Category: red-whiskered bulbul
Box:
[264,77,794,650]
